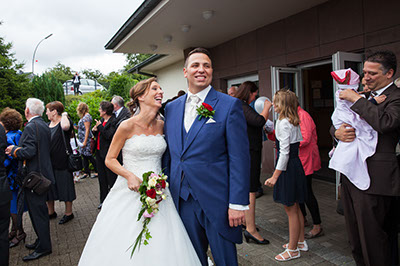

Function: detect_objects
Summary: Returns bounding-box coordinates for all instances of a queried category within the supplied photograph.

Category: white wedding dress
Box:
[79,134,201,266]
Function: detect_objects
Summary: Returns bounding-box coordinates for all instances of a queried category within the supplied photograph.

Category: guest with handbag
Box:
[92,101,117,209]
[0,123,11,266]
[0,108,27,248]
[5,98,54,262]
[45,101,76,225]
[76,102,97,179]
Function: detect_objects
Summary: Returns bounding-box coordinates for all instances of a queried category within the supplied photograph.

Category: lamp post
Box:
[32,33,53,75]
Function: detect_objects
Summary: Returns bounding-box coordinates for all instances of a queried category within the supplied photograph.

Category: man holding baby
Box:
[335,50,400,266]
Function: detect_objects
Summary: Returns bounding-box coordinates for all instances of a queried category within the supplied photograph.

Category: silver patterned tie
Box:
[184,95,201,132]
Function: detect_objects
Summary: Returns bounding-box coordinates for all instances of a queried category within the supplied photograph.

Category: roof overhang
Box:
[107,0,328,69]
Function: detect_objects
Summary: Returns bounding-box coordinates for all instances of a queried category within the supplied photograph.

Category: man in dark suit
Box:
[335,50,400,266]
[72,72,81,95]
[111,95,131,126]
[0,123,11,266]
[6,98,54,261]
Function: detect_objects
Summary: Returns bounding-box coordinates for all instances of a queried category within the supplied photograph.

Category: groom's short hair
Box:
[184,47,211,68]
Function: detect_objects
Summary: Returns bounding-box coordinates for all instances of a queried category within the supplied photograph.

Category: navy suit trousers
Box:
[179,195,238,266]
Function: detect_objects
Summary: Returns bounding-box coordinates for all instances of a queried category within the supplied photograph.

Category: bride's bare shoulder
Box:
[118,117,138,133]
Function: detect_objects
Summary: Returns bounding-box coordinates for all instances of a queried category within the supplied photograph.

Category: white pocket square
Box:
[206,118,216,124]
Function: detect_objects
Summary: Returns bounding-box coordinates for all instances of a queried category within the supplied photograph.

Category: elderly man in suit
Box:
[6,98,54,261]
[335,50,400,266]
[0,123,11,266]
[111,95,131,125]
[163,48,250,266]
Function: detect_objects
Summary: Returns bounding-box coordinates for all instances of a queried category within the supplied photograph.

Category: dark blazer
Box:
[241,101,266,151]
[350,84,400,196]
[72,75,81,84]
[11,116,55,184]
[94,114,118,158]
[115,107,131,126]
[0,124,11,203]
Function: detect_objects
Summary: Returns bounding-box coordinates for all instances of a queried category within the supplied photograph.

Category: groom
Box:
[163,47,250,266]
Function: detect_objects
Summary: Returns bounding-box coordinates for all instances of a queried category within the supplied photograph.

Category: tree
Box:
[31,73,65,105]
[82,68,104,81]
[46,62,73,84]
[98,71,121,89]
[123,53,152,73]
[0,26,33,116]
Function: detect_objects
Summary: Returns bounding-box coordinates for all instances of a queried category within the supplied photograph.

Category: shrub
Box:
[108,74,138,101]
[64,90,110,126]
[31,73,65,104]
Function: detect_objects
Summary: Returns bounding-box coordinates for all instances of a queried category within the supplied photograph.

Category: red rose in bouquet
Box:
[146,188,156,199]
[160,180,166,189]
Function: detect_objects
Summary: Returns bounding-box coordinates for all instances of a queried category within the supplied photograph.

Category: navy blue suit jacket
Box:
[163,87,250,243]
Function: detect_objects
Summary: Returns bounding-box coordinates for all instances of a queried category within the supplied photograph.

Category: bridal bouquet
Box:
[129,171,168,258]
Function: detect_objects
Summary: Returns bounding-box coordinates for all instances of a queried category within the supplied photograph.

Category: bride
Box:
[78,78,201,265]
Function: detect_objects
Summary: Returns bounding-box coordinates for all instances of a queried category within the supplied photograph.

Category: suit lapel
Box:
[174,95,186,153]
[182,88,219,154]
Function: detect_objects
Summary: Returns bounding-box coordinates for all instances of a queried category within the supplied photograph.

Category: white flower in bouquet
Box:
[148,178,157,187]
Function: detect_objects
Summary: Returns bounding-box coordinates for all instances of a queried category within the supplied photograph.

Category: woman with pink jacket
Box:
[297,104,324,239]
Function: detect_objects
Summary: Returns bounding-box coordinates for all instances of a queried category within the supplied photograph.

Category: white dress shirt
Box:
[275,118,303,171]
[368,82,393,99]
[114,107,122,118]
[184,86,212,132]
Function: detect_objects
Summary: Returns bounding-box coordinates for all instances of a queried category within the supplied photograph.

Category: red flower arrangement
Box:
[196,102,215,120]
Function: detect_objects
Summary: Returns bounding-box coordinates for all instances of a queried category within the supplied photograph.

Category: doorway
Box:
[301,63,335,182]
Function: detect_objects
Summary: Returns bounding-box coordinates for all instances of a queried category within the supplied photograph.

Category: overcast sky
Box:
[1,0,144,75]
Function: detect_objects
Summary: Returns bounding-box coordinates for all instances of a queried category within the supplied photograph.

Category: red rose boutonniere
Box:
[196,102,215,120]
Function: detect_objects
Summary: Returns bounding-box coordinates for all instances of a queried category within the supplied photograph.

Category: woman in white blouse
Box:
[265,90,307,262]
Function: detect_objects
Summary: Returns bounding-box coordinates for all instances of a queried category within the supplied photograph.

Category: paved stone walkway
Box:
[10,174,356,265]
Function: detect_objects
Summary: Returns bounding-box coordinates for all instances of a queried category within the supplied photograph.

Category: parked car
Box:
[63,79,104,95]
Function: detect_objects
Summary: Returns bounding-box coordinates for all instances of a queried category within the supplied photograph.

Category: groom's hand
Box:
[228,209,245,227]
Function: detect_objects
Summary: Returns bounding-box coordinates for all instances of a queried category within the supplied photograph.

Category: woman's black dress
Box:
[47,120,76,202]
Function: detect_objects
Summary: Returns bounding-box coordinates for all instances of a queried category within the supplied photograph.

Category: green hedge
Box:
[108,74,138,101]
[65,90,111,126]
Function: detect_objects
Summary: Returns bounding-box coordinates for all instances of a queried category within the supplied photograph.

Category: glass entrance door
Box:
[271,67,302,120]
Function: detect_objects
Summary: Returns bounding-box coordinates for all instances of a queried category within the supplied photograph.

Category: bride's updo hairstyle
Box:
[127,77,157,115]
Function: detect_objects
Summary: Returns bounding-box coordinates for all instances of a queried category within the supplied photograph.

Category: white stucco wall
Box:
[154,60,188,102]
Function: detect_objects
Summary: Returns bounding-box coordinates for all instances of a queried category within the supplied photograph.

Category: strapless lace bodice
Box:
[121,134,167,179]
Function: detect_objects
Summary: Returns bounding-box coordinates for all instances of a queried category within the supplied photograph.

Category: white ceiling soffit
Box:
[112,0,328,56]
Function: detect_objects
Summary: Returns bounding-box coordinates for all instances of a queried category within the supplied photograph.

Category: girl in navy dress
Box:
[265,89,307,261]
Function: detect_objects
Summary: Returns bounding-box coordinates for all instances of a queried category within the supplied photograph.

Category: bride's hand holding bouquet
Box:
[127,173,142,192]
